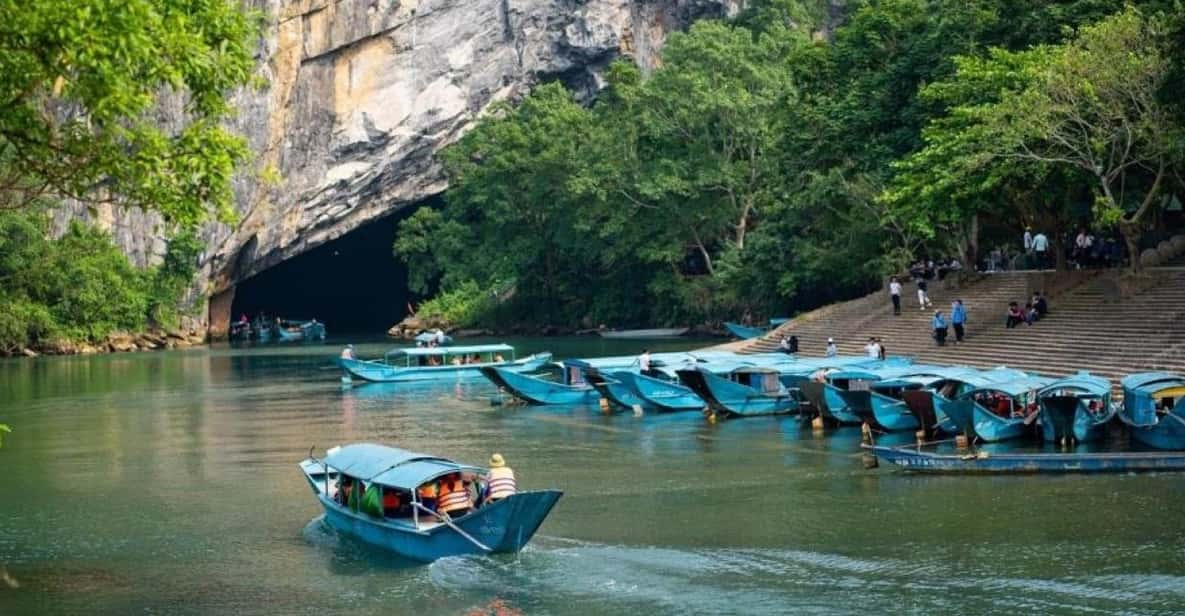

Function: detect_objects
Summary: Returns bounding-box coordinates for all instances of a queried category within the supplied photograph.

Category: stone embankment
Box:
[13,328,208,357]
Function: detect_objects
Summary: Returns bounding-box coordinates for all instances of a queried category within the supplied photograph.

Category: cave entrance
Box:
[230,208,414,335]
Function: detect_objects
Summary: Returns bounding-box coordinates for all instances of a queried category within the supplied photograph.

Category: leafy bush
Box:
[413,281,498,327]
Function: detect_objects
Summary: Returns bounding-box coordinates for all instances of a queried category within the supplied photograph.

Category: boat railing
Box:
[410,502,492,552]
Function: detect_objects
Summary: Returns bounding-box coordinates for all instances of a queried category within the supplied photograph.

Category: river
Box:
[1,338,1183,615]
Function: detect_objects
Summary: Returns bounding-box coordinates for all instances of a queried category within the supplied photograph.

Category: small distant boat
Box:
[1118,372,1185,450]
[1038,373,1115,445]
[866,443,1185,474]
[414,331,453,346]
[339,344,551,383]
[677,366,800,418]
[300,443,562,562]
[943,373,1053,442]
[723,322,766,340]
[598,328,689,339]
[274,319,327,342]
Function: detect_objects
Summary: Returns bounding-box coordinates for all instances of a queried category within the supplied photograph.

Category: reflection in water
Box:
[1,340,1184,614]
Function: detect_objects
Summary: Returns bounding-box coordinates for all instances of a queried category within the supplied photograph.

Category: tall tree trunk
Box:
[1109,164,1166,274]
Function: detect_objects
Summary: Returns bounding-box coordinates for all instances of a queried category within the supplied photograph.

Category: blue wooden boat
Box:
[724,322,766,340]
[274,319,327,342]
[608,370,705,412]
[943,373,1053,442]
[1038,373,1115,445]
[1119,372,1185,450]
[300,443,562,562]
[339,344,552,383]
[676,366,800,418]
[903,367,1028,435]
[866,443,1185,474]
[814,358,916,425]
[586,371,655,411]
[858,366,986,432]
[482,366,599,405]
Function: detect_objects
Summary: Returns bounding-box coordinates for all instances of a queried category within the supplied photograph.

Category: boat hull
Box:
[676,369,798,418]
[481,367,598,405]
[820,384,862,424]
[1040,396,1115,443]
[867,392,920,432]
[971,402,1029,442]
[723,322,765,340]
[598,328,689,339]
[868,445,1185,474]
[340,353,552,383]
[611,371,704,412]
[1121,410,1185,450]
[588,373,654,411]
[316,490,562,562]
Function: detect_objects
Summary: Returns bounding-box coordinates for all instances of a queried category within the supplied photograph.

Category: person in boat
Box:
[470,353,482,364]
[417,481,438,513]
[1005,302,1025,328]
[436,473,473,519]
[825,338,837,357]
[340,344,355,360]
[932,311,948,346]
[450,355,463,366]
[639,349,651,373]
[493,353,506,363]
[484,453,517,505]
[434,329,446,346]
[950,299,967,343]
[382,488,404,518]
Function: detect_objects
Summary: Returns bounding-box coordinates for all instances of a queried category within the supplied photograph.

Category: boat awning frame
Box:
[320,443,484,490]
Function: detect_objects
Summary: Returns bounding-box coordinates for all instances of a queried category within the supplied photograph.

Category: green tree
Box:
[0,0,258,225]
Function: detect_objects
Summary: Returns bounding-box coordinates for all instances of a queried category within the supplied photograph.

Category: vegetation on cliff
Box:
[399,0,1185,329]
[0,0,259,351]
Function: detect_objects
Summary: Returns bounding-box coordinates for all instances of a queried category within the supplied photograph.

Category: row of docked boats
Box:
[231,317,327,343]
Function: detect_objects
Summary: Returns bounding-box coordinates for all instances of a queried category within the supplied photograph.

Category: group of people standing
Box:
[931,300,967,346]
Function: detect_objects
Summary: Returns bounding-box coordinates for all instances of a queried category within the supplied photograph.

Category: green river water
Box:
[1,337,1184,615]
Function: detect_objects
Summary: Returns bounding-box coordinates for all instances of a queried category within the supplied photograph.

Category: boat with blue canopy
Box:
[275,319,326,342]
[1118,372,1185,450]
[413,331,453,346]
[865,442,1185,474]
[339,344,551,383]
[853,365,979,432]
[724,322,766,340]
[901,367,1029,435]
[300,443,562,562]
[608,369,706,412]
[943,373,1053,442]
[676,365,800,418]
[797,357,915,425]
[1037,373,1115,445]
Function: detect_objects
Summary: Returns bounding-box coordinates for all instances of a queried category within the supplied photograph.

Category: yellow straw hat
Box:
[489,453,506,468]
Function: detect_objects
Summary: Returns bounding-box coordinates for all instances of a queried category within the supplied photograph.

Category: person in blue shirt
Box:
[932,311,948,346]
[950,300,967,343]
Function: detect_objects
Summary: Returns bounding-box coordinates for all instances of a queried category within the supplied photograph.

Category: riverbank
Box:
[385,314,728,340]
[5,328,207,357]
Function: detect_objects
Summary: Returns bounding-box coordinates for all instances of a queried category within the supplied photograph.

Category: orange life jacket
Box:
[437,478,472,514]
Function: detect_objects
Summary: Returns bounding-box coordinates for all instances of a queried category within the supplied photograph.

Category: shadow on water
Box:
[302,516,426,573]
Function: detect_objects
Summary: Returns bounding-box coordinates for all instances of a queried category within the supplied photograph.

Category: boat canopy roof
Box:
[388,344,514,357]
[1039,372,1111,398]
[825,358,922,381]
[867,365,976,388]
[961,374,1053,398]
[1121,372,1185,393]
[322,443,481,490]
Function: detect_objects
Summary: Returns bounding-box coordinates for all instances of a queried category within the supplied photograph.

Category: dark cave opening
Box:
[230,208,417,335]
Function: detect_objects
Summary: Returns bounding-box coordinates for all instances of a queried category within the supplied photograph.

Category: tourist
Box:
[864,337,879,359]
[1073,229,1089,265]
[1005,302,1025,328]
[639,349,651,373]
[876,338,887,360]
[417,481,438,512]
[433,329,446,346]
[889,276,902,315]
[825,338,838,357]
[1025,302,1038,325]
[951,300,967,343]
[1023,227,1033,254]
[932,311,948,346]
[340,344,356,360]
[1032,231,1049,268]
[483,453,517,504]
[493,353,506,363]
[916,278,932,310]
[1034,291,1049,318]
[779,336,792,354]
[789,335,799,354]
[437,473,473,519]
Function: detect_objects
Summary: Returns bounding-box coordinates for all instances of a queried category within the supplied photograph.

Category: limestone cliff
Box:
[176,0,736,332]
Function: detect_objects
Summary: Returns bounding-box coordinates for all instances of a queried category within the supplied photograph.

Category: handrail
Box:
[411,502,491,552]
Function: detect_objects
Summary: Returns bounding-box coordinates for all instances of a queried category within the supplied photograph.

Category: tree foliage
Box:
[0,0,259,225]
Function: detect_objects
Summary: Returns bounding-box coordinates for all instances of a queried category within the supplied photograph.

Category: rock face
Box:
[77,0,741,333]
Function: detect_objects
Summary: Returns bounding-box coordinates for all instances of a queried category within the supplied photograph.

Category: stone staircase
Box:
[733,269,1185,385]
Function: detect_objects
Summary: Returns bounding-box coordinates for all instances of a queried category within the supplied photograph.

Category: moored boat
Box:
[339,344,551,383]
[676,366,800,418]
[1037,373,1115,445]
[1118,372,1185,450]
[723,322,766,340]
[608,369,705,412]
[903,367,1028,436]
[866,443,1185,474]
[598,328,689,339]
[274,319,327,342]
[813,358,915,425]
[300,443,562,562]
[944,373,1053,442]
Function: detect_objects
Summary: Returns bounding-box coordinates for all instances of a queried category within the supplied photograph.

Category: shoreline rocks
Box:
[2,328,209,358]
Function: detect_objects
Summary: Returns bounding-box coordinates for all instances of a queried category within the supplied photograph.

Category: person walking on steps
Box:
[825,338,838,357]
[889,277,902,315]
[932,311,948,346]
[916,278,932,310]
[950,300,967,343]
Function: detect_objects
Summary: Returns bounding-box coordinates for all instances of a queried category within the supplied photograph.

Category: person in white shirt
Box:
[638,349,651,373]
[1032,232,1049,269]
[1023,228,1033,254]
[864,337,879,359]
[340,344,355,360]
[825,338,838,357]
[889,277,902,315]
